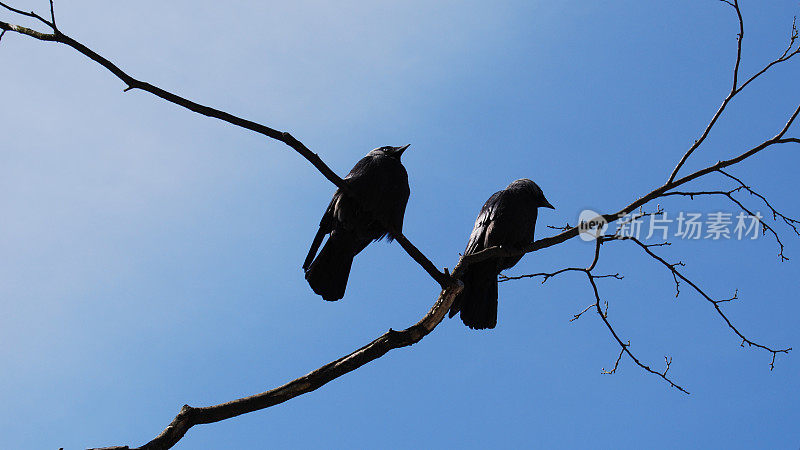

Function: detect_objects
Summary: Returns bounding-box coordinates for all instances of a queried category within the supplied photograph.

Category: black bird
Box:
[303,145,411,301]
[449,179,554,329]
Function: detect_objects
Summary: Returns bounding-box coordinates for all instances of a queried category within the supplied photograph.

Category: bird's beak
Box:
[543,199,555,209]
[394,144,410,155]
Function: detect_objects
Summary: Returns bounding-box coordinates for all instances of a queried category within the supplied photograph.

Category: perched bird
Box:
[303,145,411,301]
[449,179,554,329]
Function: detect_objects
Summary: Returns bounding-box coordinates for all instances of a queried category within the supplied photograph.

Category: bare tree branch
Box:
[601,345,626,375]
[718,169,800,236]
[584,238,689,393]
[570,303,595,322]
[47,0,55,30]
[660,186,793,260]
[667,0,800,184]
[619,236,792,368]
[0,1,54,29]
[499,269,622,283]
[88,282,463,450]
[503,237,690,392]
[731,0,744,92]
[657,164,800,261]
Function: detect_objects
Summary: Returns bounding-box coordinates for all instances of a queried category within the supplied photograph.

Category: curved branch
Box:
[667,0,800,184]
[586,272,689,394]
[718,169,800,236]
[0,1,55,29]
[666,0,743,184]
[621,236,792,367]
[500,238,688,392]
[660,186,793,260]
[90,281,463,450]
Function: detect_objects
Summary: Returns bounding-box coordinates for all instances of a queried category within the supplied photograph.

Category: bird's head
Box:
[509,178,555,209]
[368,144,410,161]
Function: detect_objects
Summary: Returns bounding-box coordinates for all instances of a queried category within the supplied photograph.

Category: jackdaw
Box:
[303,145,411,301]
[449,178,554,329]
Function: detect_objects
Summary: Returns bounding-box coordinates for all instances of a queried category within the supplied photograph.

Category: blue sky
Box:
[2,1,799,448]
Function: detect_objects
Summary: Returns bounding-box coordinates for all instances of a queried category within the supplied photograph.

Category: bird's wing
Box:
[488,190,539,271]
[383,166,410,238]
[465,190,503,255]
[303,194,338,270]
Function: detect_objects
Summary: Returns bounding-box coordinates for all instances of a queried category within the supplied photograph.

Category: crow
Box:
[449,179,554,329]
[303,145,411,301]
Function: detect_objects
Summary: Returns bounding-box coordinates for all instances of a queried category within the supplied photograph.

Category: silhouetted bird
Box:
[303,145,411,301]
[449,179,554,329]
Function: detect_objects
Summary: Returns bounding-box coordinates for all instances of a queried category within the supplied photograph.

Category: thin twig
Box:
[499,267,585,283]
[0,1,53,28]
[718,169,800,236]
[570,303,595,322]
[601,345,626,375]
[667,1,800,184]
[587,271,689,393]
[660,195,781,259]
[48,0,56,31]
[620,236,792,368]
[508,238,690,392]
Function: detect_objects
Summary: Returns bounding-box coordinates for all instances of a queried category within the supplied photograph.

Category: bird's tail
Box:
[304,230,356,301]
[449,261,498,329]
